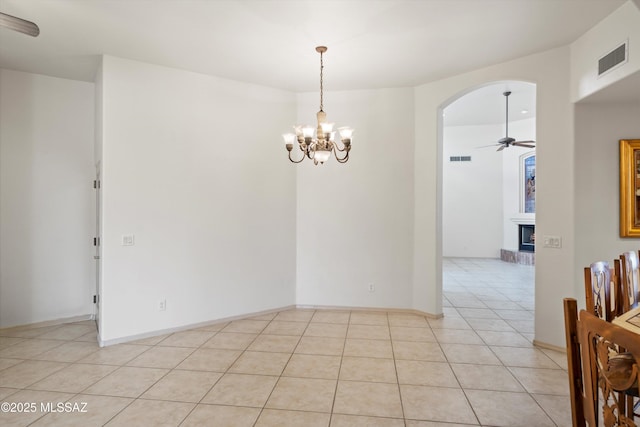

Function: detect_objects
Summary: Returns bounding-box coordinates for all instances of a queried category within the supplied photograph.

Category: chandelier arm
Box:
[288,149,305,163]
[336,153,349,164]
[333,147,349,163]
[310,149,322,162]
[333,142,348,152]
[307,142,317,159]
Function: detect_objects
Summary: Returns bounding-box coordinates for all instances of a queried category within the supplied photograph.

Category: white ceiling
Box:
[444,81,536,126]
[0,0,627,94]
[2,0,638,128]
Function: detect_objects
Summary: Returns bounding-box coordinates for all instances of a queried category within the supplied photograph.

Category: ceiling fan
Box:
[0,12,39,37]
[489,91,535,151]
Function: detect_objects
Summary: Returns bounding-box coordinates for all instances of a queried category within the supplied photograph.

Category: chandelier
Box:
[283,46,353,165]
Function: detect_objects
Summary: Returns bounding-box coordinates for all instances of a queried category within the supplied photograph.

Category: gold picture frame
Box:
[619,139,640,237]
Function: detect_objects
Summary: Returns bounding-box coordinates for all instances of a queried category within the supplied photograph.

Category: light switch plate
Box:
[122,234,135,246]
[543,235,562,248]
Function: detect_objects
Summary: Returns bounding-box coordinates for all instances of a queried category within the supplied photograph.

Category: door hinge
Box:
[93,237,100,246]
[93,295,97,304]
[93,180,101,189]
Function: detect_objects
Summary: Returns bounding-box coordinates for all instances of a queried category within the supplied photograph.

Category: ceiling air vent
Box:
[598,41,628,76]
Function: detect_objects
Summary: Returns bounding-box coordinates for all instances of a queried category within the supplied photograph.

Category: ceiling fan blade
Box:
[497,145,505,152]
[476,144,500,148]
[513,141,536,148]
[0,12,39,37]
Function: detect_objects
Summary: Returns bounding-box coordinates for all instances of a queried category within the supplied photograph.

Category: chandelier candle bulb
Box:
[321,122,334,134]
[283,46,352,165]
[338,127,353,143]
[302,126,314,141]
[283,133,295,144]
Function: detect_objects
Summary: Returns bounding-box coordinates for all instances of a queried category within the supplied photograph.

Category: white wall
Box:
[295,88,415,309]
[574,100,640,303]
[442,118,535,258]
[98,56,297,343]
[414,47,574,347]
[571,1,640,102]
[442,123,503,257]
[0,69,95,327]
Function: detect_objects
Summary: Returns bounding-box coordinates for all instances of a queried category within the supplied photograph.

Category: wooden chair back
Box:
[564,297,640,427]
[577,307,640,427]
[584,261,617,321]
[620,251,640,313]
[563,298,586,427]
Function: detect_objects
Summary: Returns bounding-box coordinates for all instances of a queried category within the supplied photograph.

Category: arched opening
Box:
[439,80,537,341]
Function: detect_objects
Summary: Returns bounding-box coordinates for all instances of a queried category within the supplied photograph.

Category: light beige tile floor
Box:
[0,257,573,426]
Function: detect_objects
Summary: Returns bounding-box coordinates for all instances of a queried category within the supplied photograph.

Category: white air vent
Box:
[449,156,472,162]
[598,41,628,76]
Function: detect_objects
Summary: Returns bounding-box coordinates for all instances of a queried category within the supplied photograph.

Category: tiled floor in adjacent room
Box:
[0,257,570,426]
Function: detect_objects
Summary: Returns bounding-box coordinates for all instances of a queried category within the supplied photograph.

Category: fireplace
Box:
[519,224,535,252]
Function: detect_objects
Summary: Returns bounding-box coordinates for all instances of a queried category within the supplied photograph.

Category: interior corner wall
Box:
[574,100,640,305]
[295,88,415,310]
[414,47,575,347]
[0,69,95,328]
[95,59,103,167]
[442,123,503,258]
[99,56,297,343]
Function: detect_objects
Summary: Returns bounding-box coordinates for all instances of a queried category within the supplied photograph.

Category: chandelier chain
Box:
[319,50,324,112]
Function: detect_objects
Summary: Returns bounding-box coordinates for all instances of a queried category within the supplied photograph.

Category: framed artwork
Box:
[522,153,535,214]
[619,139,640,237]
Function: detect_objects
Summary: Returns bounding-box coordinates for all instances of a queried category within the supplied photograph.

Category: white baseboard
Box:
[532,339,566,353]
[296,304,444,319]
[99,304,444,347]
[1,305,445,347]
[0,314,93,332]
[98,305,296,347]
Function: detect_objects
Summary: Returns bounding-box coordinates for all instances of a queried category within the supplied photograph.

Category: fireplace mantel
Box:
[510,214,535,225]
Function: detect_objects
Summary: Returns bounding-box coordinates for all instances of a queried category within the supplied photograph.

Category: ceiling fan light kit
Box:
[283,46,352,165]
[0,12,39,37]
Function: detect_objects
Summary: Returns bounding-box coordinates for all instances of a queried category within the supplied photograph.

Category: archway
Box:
[439,80,537,339]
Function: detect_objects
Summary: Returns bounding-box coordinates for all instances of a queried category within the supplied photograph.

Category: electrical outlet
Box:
[543,235,562,248]
[159,299,166,311]
[122,234,135,246]
[368,283,375,293]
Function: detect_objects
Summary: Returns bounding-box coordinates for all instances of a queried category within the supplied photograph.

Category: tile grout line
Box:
[248,309,316,426]
[327,309,349,426]
[201,313,275,427]
[387,311,408,427]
